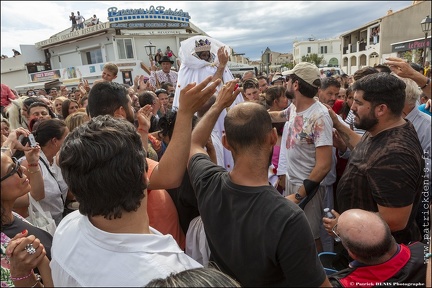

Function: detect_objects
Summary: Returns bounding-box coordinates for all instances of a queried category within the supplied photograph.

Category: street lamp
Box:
[144,44,156,63]
[420,15,431,66]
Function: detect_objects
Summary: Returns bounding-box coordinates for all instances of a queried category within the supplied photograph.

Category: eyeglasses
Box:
[1,157,23,182]
[331,223,342,242]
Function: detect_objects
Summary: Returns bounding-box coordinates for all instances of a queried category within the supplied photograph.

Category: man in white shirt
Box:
[51,116,201,286]
[75,11,85,29]
[269,62,333,253]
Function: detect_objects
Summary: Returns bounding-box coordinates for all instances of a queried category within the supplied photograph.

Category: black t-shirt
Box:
[2,215,53,260]
[337,122,423,244]
[188,153,327,287]
[167,170,199,235]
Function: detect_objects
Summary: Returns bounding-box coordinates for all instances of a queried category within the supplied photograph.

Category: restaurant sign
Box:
[392,37,431,52]
[108,6,190,23]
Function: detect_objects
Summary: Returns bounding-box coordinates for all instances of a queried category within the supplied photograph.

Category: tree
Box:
[301,53,324,66]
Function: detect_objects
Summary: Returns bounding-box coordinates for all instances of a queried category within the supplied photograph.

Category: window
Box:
[117,38,134,59]
[307,47,311,53]
[321,46,328,54]
[83,48,103,65]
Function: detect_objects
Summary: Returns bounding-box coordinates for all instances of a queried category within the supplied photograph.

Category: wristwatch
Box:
[295,192,305,201]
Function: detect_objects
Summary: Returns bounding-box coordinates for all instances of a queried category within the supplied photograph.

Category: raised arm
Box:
[148,76,222,190]
[325,104,361,150]
[211,47,229,83]
[269,108,289,123]
[385,57,431,98]
[190,80,240,157]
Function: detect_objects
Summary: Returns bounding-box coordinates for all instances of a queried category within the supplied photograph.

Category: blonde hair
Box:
[64,111,90,132]
[103,62,118,76]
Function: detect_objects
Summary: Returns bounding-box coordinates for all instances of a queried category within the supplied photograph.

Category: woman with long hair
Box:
[53,96,68,119]
[61,99,79,120]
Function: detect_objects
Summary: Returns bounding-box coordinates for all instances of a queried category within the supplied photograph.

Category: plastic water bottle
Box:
[324,208,341,242]
[323,208,334,219]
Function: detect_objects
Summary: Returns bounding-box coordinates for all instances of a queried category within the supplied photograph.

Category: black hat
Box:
[158,56,174,64]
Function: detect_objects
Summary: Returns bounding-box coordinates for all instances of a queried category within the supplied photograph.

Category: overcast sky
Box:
[1,1,412,61]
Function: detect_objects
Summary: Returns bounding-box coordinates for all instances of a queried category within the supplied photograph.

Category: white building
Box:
[293,38,341,68]
[2,5,250,94]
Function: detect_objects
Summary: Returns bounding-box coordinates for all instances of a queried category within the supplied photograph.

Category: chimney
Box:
[387,9,393,15]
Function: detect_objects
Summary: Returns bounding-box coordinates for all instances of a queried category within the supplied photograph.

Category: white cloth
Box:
[50,211,202,287]
[173,35,244,111]
[19,151,68,225]
[185,216,210,268]
[173,36,244,172]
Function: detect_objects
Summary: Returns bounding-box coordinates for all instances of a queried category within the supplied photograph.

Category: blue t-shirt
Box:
[418,104,432,116]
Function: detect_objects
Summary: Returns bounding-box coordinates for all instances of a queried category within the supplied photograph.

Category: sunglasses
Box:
[1,157,23,182]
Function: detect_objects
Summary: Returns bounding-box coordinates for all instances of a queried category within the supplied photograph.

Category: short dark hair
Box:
[224,102,272,154]
[374,64,391,73]
[353,66,378,81]
[290,74,320,98]
[257,75,268,82]
[28,101,56,119]
[59,115,147,220]
[352,72,406,116]
[88,81,129,117]
[138,91,157,107]
[158,110,198,140]
[160,82,174,91]
[321,77,341,90]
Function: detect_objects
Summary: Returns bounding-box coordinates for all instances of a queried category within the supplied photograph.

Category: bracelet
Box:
[28,169,41,174]
[421,78,430,89]
[138,128,148,133]
[10,270,33,281]
[28,163,39,167]
[31,273,42,287]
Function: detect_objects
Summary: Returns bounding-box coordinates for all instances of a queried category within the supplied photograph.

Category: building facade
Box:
[341,1,431,75]
[293,38,341,68]
[2,5,250,94]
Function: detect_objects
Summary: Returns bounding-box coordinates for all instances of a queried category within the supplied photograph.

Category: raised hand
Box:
[178,76,222,115]
[214,79,241,109]
[217,46,229,67]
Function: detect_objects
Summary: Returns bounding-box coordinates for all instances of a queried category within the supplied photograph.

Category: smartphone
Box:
[28,133,37,148]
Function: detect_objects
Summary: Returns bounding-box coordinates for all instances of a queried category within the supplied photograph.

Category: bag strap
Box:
[39,157,65,205]
[28,192,47,214]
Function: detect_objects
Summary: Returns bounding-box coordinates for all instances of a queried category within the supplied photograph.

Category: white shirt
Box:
[51,211,202,287]
[277,101,333,184]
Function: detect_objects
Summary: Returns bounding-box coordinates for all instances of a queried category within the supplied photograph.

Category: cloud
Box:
[1,1,412,60]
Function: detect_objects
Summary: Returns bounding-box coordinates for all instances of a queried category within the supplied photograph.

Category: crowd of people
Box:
[0,35,431,287]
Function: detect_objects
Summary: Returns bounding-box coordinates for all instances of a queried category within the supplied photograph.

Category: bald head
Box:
[224,102,273,154]
[338,209,395,264]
